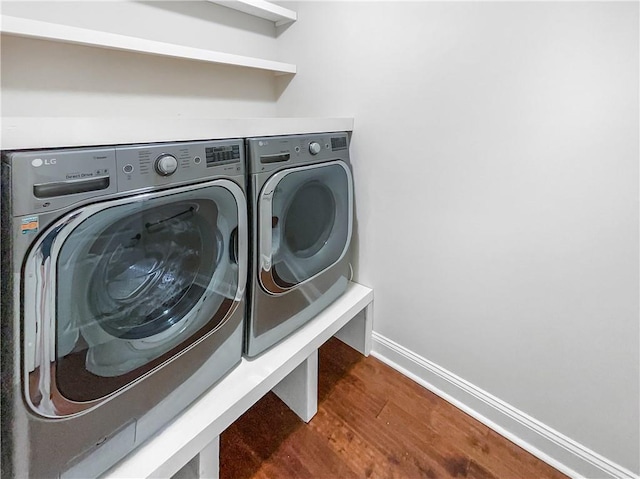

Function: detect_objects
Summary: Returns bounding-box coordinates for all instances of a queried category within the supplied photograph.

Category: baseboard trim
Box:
[371,332,638,479]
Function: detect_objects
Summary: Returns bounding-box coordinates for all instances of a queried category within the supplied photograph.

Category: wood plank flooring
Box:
[220,337,568,479]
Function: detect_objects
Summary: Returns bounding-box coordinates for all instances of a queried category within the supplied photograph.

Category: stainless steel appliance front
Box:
[1,139,248,478]
[245,132,353,357]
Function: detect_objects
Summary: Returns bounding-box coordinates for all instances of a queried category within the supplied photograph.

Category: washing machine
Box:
[245,132,353,357]
[0,139,248,478]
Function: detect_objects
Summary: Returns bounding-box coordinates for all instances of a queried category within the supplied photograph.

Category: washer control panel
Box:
[4,139,244,217]
[5,147,119,217]
[115,139,244,192]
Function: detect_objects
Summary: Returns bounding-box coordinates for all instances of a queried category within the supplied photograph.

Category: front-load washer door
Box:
[258,160,353,295]
[22,179,247,418]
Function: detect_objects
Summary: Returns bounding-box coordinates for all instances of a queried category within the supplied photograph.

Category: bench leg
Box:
[334,301,373,356]
[196,436,219,479]
[272,349,318,423]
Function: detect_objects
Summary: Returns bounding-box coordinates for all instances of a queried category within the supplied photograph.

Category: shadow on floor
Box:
[219,338,365,479]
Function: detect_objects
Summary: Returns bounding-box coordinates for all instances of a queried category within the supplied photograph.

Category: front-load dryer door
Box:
[258,160,353,295]
[22,179,247,418]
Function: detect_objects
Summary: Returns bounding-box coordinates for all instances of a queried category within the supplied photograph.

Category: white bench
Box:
[104,282,374,479]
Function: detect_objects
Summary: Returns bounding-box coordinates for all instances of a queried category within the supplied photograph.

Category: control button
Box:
[309,142,321,155]
[155,154,178,176]
[123,164,134,174]
[194,156,202,164]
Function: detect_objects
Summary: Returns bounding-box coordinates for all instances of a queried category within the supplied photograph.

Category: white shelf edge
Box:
[0,15,296,75]
[1,117,355,150]
[207,0,297,25]
[103,282,373,478]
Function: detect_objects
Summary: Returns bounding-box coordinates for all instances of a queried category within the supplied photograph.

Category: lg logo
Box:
[31,158,57,167]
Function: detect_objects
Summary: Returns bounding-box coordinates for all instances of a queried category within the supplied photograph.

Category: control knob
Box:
[155,154,178,176]
[309,142,322,155]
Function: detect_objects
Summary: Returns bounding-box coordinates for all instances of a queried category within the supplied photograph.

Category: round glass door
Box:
[283,181,336,259]
[53,181,243,402]
[86,201,218,341]
[259,161,352,293]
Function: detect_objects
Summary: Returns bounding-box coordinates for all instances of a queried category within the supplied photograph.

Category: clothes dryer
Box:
[1,139,248,478]
[245,133,353,357]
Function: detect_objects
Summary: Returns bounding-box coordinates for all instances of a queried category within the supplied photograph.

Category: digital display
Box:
[331,136,348,151]
[205,145,240,167]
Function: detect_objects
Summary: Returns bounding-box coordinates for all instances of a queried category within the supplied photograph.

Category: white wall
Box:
[1,1,280,118]
[277,2,639,475]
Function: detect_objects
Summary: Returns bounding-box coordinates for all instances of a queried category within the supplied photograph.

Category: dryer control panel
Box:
[246,132,350,175]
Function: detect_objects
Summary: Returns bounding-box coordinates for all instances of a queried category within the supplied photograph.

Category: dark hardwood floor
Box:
[220,337,568,479]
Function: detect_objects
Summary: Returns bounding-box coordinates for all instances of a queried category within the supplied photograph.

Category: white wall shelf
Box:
[0,117,354,150]
[0,15,296,75]
[103,282,373,479]
[207,0,297,26]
